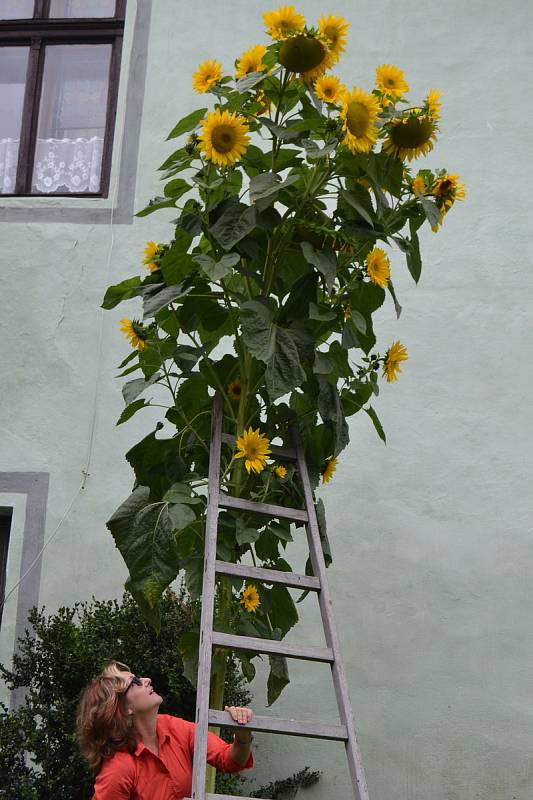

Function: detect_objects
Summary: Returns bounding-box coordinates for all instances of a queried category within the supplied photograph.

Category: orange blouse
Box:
[93,714,254,800]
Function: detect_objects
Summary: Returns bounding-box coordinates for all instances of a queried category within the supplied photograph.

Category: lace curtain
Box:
[0,136,104,194]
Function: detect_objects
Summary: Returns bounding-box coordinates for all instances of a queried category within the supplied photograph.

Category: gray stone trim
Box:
[0,0,152,225]
[0,472,49,709]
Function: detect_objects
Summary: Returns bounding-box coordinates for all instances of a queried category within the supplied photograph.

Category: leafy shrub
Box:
[0,588,319,799]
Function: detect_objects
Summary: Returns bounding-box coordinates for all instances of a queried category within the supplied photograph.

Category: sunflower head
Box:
[227,378,242,402]
[198,109,250,167]
[429,173,466,231]
[240,584,261,613]
[278,30,333,80]
[263,5,306,40]
[274,465,287,479]
[321,457,338,484]
[314,74,346,104]
[381,111,438,161]
[425,88,442,119]
[365,247,390,289]
[235,44,268,79]
[411,174,426,195]
[383,340,408,382]
[375,63,410,104]
[317,14,350,64]
[340,87,381,154]
[192,59,222,94]
[143,240,161,271]
[234,427,272,474]
[119,318,148,351]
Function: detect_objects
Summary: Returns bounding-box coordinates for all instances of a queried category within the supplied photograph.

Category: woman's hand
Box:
[224,705,253,725]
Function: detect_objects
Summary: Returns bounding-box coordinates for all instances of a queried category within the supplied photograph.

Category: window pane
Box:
[32,44,112,194]
[49,0,116,16]
[0,1,34,19]
[0,47,29,194]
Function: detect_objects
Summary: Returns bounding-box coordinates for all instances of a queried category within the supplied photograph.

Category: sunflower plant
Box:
[102,3,466,731]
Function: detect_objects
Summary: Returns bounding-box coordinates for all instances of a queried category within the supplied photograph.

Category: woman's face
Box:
[122,673,163,715]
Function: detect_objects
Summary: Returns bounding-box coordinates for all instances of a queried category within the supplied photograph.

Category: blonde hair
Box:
[76,660,137,772]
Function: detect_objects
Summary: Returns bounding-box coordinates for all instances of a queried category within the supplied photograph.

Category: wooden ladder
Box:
[185,392,370,800]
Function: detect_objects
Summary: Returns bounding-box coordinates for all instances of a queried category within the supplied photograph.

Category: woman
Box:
[76,660,254,799]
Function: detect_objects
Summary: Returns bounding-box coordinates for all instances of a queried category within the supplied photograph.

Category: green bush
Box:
[0,588,319,799]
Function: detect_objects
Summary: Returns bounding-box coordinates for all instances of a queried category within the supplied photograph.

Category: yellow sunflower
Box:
[381,111,438,161]
[429,173,466,232]
[375,63,410,106]
[278,31,334,82]
[340,87,381,154]
[143,240,160,272]
[119,318,148,351]
[235,427,272,474]
[426,88,442,120]
[198,109,250,167]
[192,59,222,94]
[383,340,408,382]
[365,247,390,288]
[240,584,261,613]
[322,456,338,484]
[411,174,426,195]
[317,14,350,64]
[263,5,306,40]
[274,465,287,478]
[227,378,242,402]
[236,44,268,79]
[314,74,346,104]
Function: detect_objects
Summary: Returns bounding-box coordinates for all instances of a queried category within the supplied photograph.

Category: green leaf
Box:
[116,398,150,425]
[167,107,207,140]
[340,188,375,227]
[235,70,268,92]
[178,629,199,687]
[269,522,293,543]
[122,372,160,405]
[210,200,257,251]
[163,178,191,200]
[142,283,191,319]
[405,221,422,284]
[365,405,386,443]
[101,276,141,309]
[106,487,180,609]
[300,241,336,292]
[236,517,261,545]
[192,252,240,281]
[249,172,299,210]
[135,196,177,217]
[267,654,290,707]
[301,138,337,160]
[167,503,196,530]
[317,377,349,456]
[419,195,441,228]
[163,482,203,504]
[308,302,336,321]
[387,280,402,318]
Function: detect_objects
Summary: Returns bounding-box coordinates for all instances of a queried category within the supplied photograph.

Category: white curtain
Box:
[0,136,104,194]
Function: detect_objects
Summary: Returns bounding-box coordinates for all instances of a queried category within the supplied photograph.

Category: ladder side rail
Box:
[290,419,370,800]
[190,391,225,800]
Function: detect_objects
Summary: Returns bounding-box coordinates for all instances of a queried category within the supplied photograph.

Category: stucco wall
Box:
[1,1,532,798]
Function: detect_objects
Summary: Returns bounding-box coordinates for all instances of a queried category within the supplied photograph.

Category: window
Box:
[0,0,125,197]
[0,508,12,628]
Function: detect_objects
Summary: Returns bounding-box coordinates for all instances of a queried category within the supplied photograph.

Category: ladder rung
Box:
[221,431,297,461]
[215,560,320,591]
[212,631,334,663]
[208,709,348,741]
[219,493,308,523]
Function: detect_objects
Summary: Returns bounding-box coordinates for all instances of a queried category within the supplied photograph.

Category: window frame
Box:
[0,0,125,198]
[0,507,13,629]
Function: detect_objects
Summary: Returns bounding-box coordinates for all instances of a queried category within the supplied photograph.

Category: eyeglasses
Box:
[122,675,143,695]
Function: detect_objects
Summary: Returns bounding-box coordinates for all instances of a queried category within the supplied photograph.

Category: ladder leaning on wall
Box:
[185,391,370,800]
